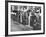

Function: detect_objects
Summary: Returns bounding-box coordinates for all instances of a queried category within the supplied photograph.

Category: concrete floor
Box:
[11,19,33,32]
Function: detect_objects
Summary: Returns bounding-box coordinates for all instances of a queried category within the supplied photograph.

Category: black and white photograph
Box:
[11,5,41,31]
[7,1,45,35]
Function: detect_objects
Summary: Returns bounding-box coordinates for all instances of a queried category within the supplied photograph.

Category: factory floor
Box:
[11,19,33,32]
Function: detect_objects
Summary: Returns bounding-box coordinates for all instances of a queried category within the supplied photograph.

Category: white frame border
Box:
[8,2,43,35]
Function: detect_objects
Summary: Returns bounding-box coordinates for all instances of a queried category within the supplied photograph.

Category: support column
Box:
[20,14,22,23]
[28,15,30,26]
[27,12,30,27]
[28,12,32,27]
